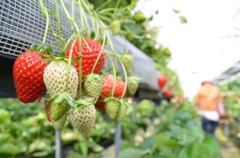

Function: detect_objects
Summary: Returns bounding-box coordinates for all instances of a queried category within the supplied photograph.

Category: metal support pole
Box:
[55,131,61,158]
[131,102,136,124]
[115,123,121,158]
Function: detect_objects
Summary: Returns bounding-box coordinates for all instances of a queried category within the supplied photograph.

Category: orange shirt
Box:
[194,83,221,111]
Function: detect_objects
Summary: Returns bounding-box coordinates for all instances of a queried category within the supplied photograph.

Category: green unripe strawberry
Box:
[116,100,128,122]
[105,98,121,119]
[127,76,140,96]
[52,114,67,131]
[134,12,146,23]
[121,53,133,75]
[50,101,71,121]
[83,74,102,99]
[110,20,121,35]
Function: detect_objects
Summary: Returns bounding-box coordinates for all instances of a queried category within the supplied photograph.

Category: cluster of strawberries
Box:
[13,38,139,137]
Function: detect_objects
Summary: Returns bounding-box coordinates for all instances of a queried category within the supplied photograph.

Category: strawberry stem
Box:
[106,52,117,95]
[91,31,106,74]
[60,0,79,33]
[78,36,83,99]
[39,0,49,44]
[77,0,90,37]
[65,38,76,93]
[119,59,128,99]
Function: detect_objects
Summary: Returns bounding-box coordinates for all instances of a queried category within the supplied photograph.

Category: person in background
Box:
[194,80,221,137]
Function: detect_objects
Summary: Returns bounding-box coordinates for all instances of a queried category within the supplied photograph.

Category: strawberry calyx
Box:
[74,97,97,107]
[43,92,75,107]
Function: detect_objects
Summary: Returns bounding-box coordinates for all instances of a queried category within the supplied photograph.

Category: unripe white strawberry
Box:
[68,103,96,137]
[43,60,78,98]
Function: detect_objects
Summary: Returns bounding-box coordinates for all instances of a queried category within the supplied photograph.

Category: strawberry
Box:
[44,103,51,122]
[43,60,78,98]
[105,98,120,119]
[13,51,47,103]
[94,96,106,112]
[114,78,125,97]
[66,38,106,76]
[163,88,173,99]
[52,114,67,131]
[44,94,51,122]
[116,100,128,122]
[120,53,133,75]
[68,98,96,137]
[83,74,102,99]
[110,20,121,35]
[157,75,167,90]
[94,75,125,111]
[50,93,75,131]
[50,100,71,121]
[94,74,114,112]
[134,12,146,23]
[127,76,140,96]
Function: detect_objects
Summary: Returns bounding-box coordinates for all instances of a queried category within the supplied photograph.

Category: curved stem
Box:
[63,33,77,51]
[65,38,76,92]
[78,0,90,36]
[39,0,49,43]
[119,59,128,99]
[106,52,117,96]
[60,0,79,33]
[91,31,106,73]
[96,0,113,12]
[78,36,83,99]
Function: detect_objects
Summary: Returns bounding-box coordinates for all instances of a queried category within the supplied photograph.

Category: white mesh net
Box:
[0,0,73,58]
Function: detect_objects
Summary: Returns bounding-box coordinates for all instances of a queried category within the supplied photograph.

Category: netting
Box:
[0,0,72,58]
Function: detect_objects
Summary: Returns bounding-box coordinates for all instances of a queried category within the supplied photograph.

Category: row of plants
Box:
[0,98,222,158]
[218,78,240,148]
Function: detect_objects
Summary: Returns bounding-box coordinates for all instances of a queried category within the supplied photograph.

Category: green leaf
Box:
[153,133,180,152]
[0,154,14,158]
[74,97,96,106]
[202,135,222,157]
[66,152,83,158]
[0,143,21,155]
[140,137,154,150]
[0,133,14,143]
[90,31,95,39]
[60,51,66,58]
[179,16,187,24]
[54,93,74,107]
[178,142,210,158]
[71,56,82,63]
[173,9,180,14]
[0,109,11,124]
[118,148,150,158]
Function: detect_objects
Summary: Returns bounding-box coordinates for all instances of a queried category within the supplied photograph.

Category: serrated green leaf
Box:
[0,133,14,143]
[0,109,11,124]
[118,148,150,158]
[178,142,210,158]
[153,133,180,152]
[71,56,82,63]
[66,152,83,158]
[0,143,21,155]
[60,52,66,58]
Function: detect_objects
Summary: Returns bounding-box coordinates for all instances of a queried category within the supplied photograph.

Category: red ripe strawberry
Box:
[66,38,106,76]
[94,75,114,112]
[94,75,126,112]
[163,88,173,99]
[157,75,168,90]
[13,51,47,103]
[114,79,125,97]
